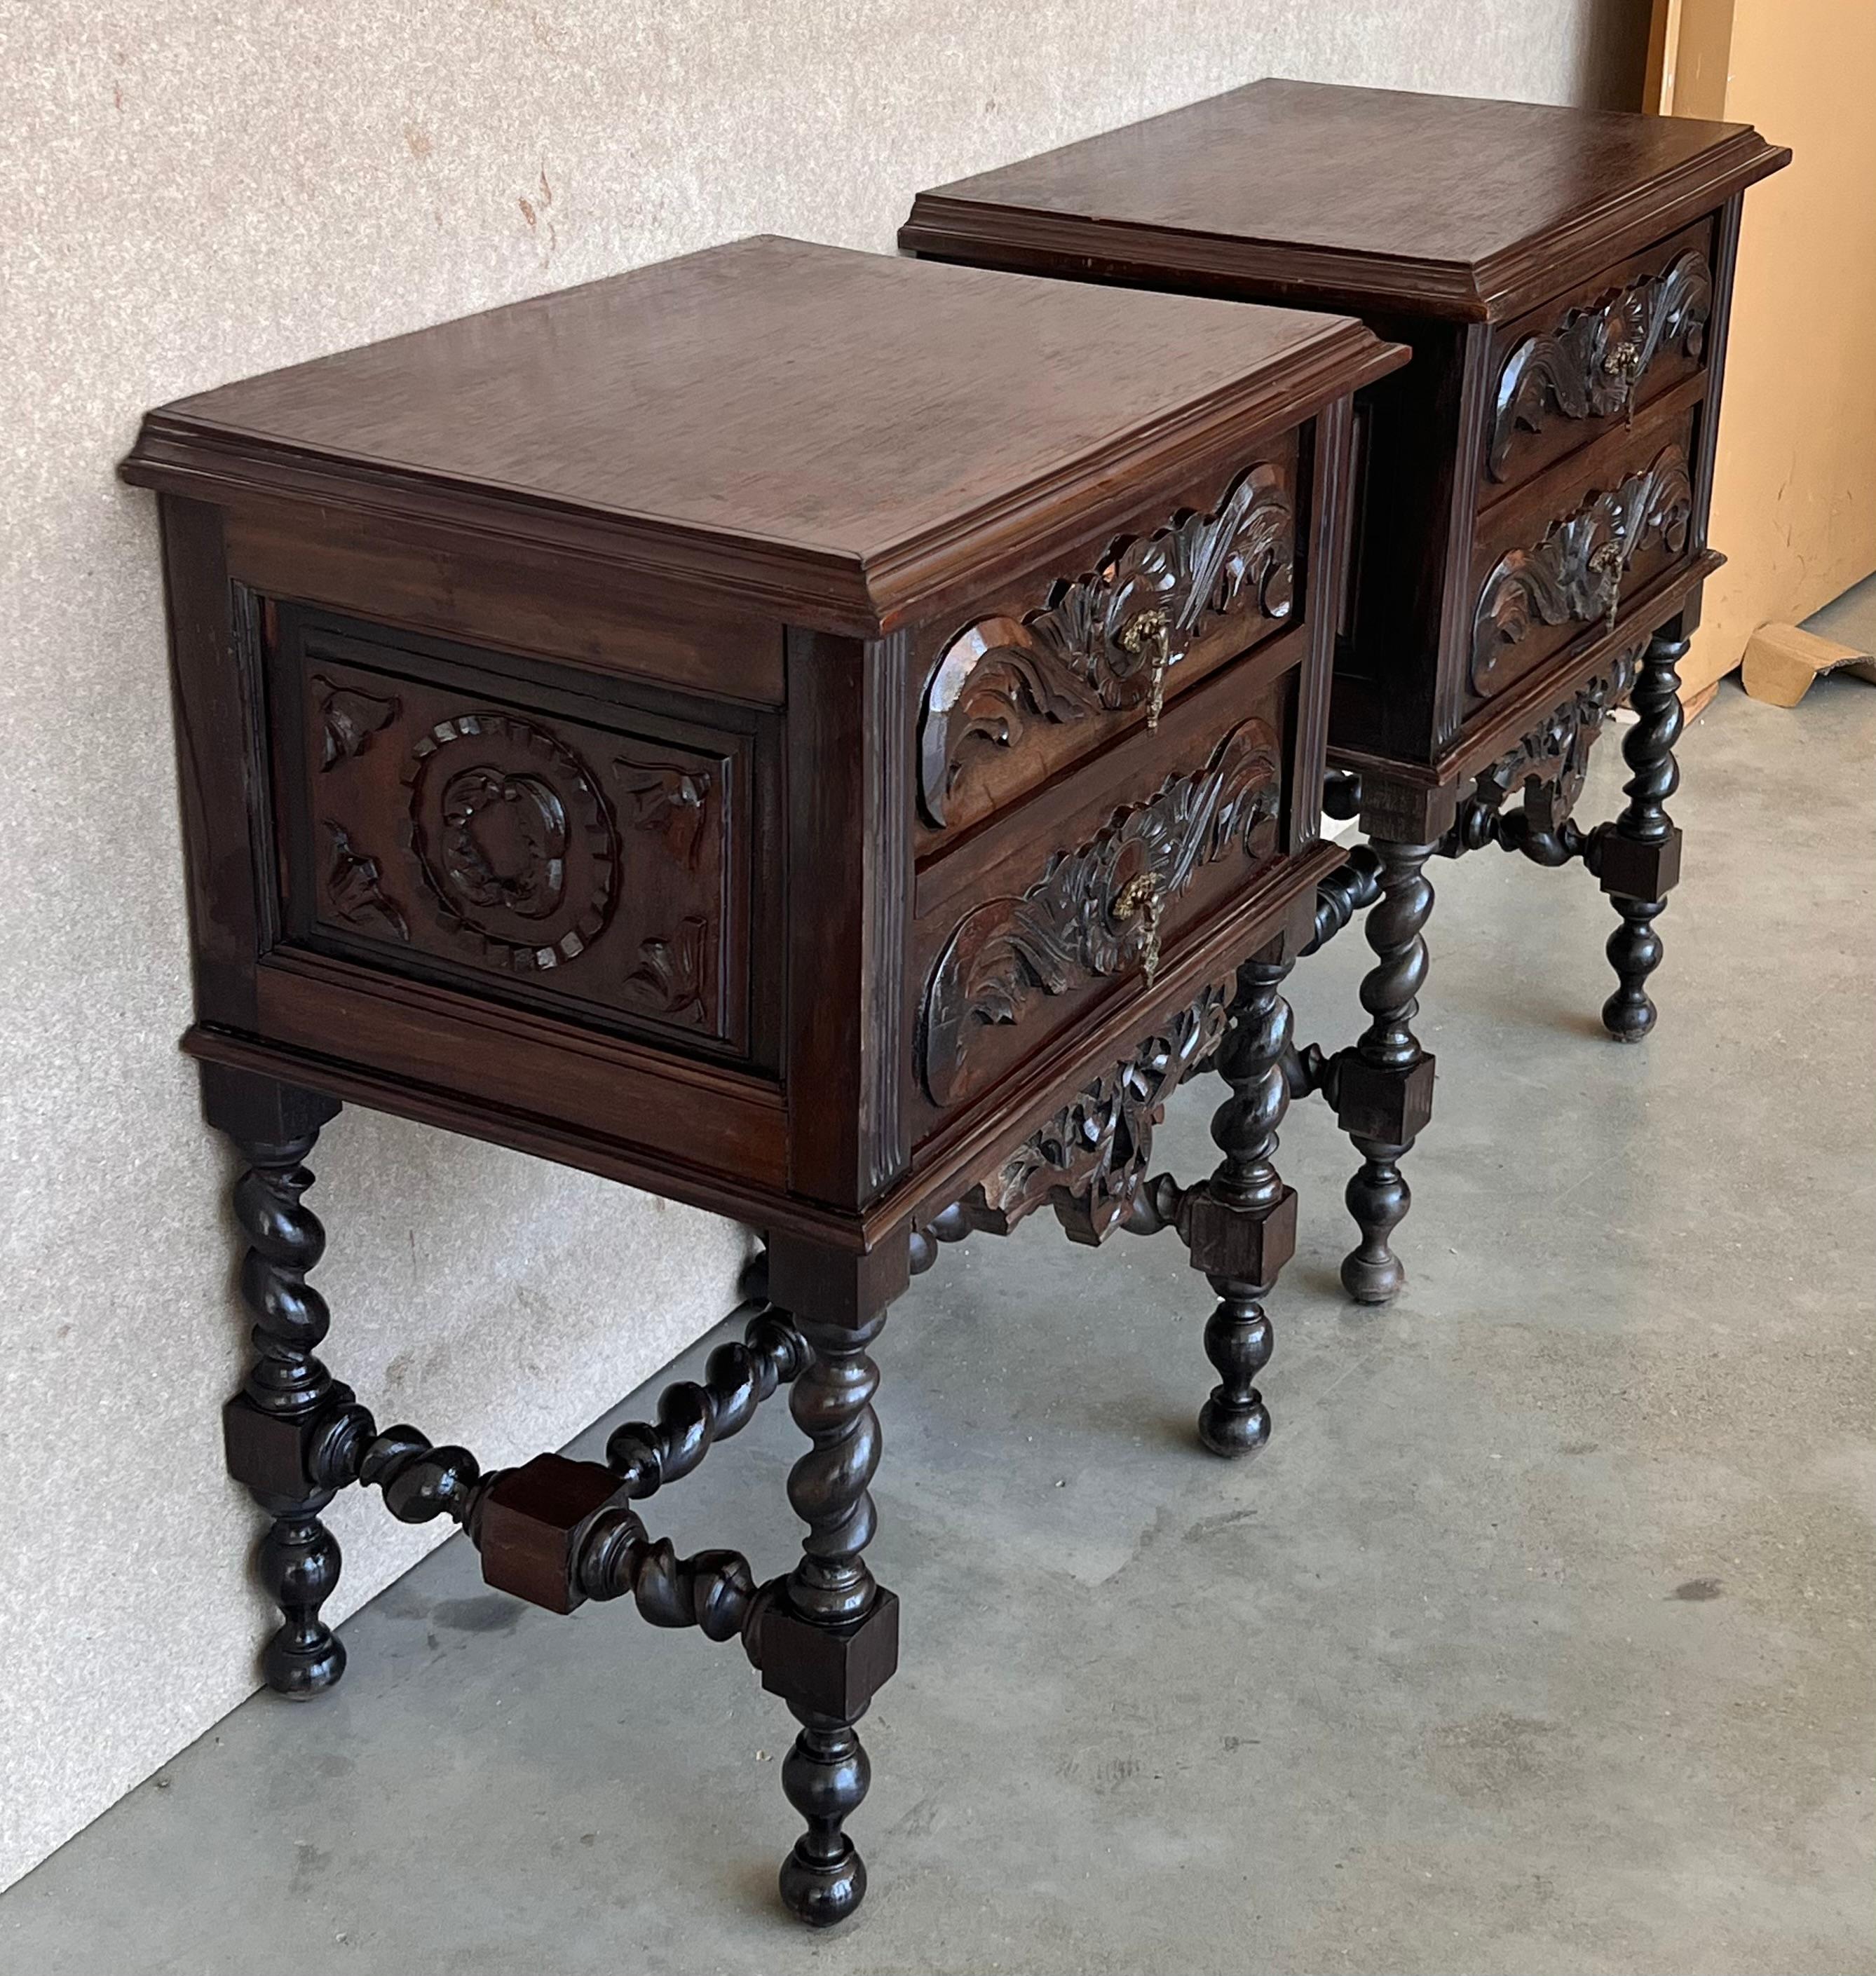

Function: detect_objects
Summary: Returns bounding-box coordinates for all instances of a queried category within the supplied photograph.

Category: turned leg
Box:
[1189,955,1298,1457]
[204,1065,350,1697]
[753,1251,899,1929]
[1598,622,1686,1042]
[1336,838,1439,1304]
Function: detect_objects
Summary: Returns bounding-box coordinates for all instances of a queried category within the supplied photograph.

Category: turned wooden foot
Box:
[1342,1145,1413,1305]
[204,1065,350,1697]
[779,1710,871,1926]
[1599,623,1686,1042]
[254,1507,346,1697]
[1198,1290,1274,1458]
[1192,955,1297,1459]
[1604,897,1668,1041]
[1336,838,1437,1303]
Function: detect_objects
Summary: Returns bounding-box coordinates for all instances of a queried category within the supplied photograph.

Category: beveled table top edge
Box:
[905,118,1788,324]
[121,311,1402,639]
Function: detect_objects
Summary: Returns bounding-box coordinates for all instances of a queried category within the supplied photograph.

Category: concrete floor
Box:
[1805,567,1876,656]
[6,677,1873,1976]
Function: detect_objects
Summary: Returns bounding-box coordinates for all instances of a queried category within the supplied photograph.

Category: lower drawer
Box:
[909,650,1297,1133]
[1467,397,1699,708]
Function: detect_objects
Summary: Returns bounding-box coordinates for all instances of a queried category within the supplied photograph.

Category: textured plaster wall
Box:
[0,0,1645,1893]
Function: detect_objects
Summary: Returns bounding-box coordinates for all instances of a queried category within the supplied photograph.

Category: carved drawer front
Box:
[1467,402,1699,709]
[271,608,762,1061]
[911,662,1292,1129]
[1483,213,1718,495]
[915,435,1303,847]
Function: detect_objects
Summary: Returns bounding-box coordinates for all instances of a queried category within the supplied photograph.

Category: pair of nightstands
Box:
[123,83,1784,1926]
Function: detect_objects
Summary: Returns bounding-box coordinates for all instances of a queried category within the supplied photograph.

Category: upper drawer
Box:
[267,604,777,1065]
[1467,402,1699,709]
[913,435,1305,849]
[1481,213,1719,496]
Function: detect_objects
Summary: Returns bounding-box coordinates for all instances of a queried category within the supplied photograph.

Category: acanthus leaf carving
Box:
[625,914,710,1028]
[321,821,409,942]
[918,717,1282,1106]
[1465,643,1642,833]
[918,461,1295,826]
[313,674,399,768]
[1488,248,1712,479]
[616,756,714,869]
[1471,444,1692,698]
[952,983,1229,1247]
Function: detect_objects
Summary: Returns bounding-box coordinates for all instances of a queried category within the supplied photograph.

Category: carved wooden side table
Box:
[123,237,1403,1923]
[903,79,1788,1300]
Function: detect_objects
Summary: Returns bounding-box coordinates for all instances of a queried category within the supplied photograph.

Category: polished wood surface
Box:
[125,236,1386,632]
[125,236,1400,1926]
[905,79,1788,320]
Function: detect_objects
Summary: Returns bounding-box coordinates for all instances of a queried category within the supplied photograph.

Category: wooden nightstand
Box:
[123,236,1402,1922]
[903,80,1788,1299]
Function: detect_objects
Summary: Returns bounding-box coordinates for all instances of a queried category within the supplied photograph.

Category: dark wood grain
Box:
[1467,402,1699,708]
[123,236,1396,634]
[226,500,788,705]
[910,681,1288,1126]
[275,614,759,1058]
[158,496,269,1028]
[1598,619,1687,1040]
[782,626,913,1211]
[904,79,1788,322]
[1188,952,1296,1457]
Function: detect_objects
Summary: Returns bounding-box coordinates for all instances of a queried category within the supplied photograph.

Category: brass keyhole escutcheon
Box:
[1589,540,1625,631]
[1115,871,1164,986]
[1121,609,1174,732]
[1603,339,1642,428]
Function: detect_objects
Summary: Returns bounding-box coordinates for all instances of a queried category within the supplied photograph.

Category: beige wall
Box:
[1653,0,1876,693]
[0,0,1645,1893]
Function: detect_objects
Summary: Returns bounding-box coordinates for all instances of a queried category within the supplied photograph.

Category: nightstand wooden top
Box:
[123,236,1395,631]
[904,80,1788,322]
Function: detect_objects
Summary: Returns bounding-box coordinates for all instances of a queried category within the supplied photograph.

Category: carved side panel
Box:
[917,716,1282,1108]
[1471,442,1693,699]
[273,612,755,1056]
[1488,248,1713,481]
[918,458,1296,832]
